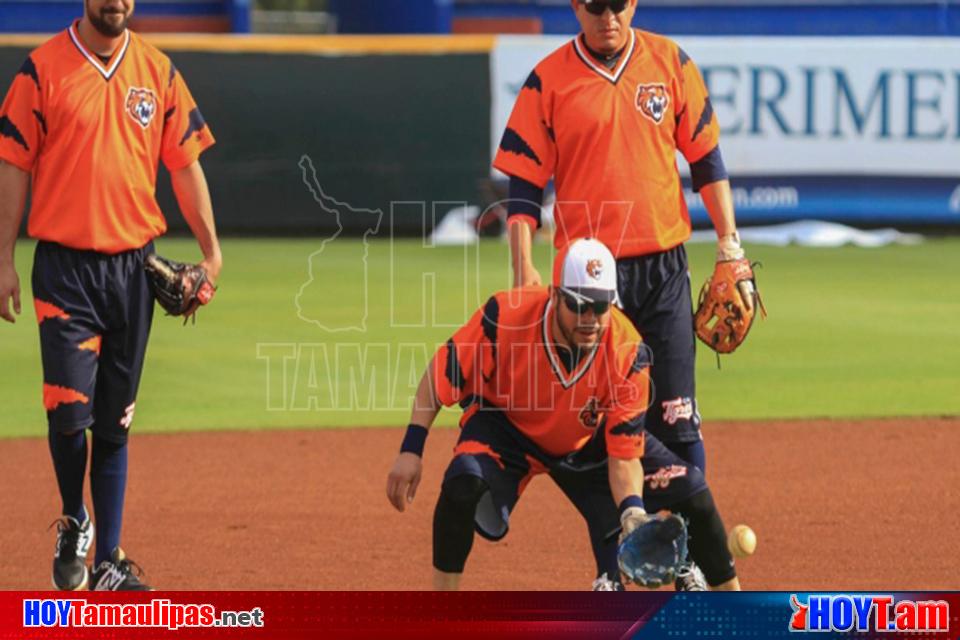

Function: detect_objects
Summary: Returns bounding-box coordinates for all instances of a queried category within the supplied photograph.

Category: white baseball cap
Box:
[552,238,620,305]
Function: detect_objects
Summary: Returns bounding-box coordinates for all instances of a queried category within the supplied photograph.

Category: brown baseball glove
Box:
[144,253,215,323]
[694,257,765,354]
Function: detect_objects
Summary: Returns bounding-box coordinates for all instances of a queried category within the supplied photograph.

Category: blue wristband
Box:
[618,495,645,516]
[400,424,428,457]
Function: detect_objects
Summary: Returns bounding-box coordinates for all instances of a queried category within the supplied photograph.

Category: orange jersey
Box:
[493,29,720,258]
[0,22,215,253]
[432,287,649,460]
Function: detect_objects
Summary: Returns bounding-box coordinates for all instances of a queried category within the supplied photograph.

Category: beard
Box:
[556,312,602,353]
[87,3,130,37]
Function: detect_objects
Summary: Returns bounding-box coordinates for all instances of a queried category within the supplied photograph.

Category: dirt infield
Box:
[2,418,958,591]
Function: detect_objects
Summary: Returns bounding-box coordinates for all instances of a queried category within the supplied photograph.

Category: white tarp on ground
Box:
[688,220,923,247]
[431,205,923,247]
[430,205,480,245]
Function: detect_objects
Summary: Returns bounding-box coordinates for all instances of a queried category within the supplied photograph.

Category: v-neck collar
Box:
[572,29,636,85]
[541,298,600,390]
[68,21,130,81]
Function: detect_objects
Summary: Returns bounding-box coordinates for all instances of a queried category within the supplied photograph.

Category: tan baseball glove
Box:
[694,257,765,354]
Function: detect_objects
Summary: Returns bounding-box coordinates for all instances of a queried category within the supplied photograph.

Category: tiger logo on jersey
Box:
[125,87,158,129]
[579,397,601,429]
[585,259,603,280]
[635,83,670,125]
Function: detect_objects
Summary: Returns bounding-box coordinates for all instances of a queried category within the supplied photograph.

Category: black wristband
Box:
[400,424,428,457]
[618,495,645,516]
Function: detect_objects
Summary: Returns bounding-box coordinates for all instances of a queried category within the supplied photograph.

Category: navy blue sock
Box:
[48,429,88,522]
[90,436,128,566]
[665,440,707,475]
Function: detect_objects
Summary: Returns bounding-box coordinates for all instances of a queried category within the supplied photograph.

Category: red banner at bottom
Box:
[2,591,958,640]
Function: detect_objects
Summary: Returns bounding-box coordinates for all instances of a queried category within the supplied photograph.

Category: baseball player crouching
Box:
[386,239,741,591]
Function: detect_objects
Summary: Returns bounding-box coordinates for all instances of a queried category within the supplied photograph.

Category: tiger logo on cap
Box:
[126,87,158,129]
[585,259,603,280]
[636,83,669,125]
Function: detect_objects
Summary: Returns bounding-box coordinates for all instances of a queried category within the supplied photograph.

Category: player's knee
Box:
[439,474,487,512]
[676,487,715,526]
[674,489,737,587]
[432,475,487,574]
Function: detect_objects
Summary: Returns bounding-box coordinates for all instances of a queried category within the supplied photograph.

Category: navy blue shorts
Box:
[443,408,708,541]
[616,244,701,444]
[32,241,155,444]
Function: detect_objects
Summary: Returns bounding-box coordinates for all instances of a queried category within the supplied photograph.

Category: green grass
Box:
[1,236,958,438]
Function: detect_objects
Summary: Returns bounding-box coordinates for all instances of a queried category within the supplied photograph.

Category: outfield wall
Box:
[0,36,493,236]
[1,33,957,235]
[454,0,960,37]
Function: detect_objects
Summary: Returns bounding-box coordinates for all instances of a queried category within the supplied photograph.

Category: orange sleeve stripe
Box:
[43,384,90,412]
[34,299,70,323]
[517,454,549,496]
[458,402,480,429]
[432,345,457,407]
[607,432,645,460]
[78,336,102,356]
[453,440,505,470]
[492,158,551,190]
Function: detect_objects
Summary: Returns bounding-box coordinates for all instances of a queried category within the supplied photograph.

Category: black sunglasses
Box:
[560,289,611,316]
[581,0,629,16]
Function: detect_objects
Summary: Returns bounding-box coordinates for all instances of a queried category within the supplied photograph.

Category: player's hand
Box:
[0,261,21,324]
[199,251,222,288]
[386,452,423,513]
[618,506,653,543]
[716,233,753,313]
[514,262,542,288]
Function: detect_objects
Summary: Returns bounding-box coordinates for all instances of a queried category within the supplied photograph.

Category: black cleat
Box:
[674,562,708,591]
[90,548,152,591]
[591,573,626,591]
[51,514,94,591]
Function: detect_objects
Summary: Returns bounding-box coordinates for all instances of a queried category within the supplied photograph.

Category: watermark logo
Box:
[789,594,948,633]
[23,598,264,630]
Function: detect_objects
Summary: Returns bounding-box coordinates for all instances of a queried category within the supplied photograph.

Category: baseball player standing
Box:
[495,0,756,589]
[0,0,219,590]
[386,239,740,592]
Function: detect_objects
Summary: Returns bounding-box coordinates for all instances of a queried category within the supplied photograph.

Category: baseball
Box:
[727,524,757,558]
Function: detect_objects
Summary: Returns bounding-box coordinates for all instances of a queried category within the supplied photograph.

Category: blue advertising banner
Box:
[685,176,960,225]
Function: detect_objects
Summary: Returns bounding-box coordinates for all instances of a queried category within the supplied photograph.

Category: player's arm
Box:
[508,217,537,288]
[0,160,29,323]
[700,176,745,258]
[493,67,556,288]
[607,433,651,539]
[608,456,644,509]
[688,144,738,250]
[386,359,442,513]
[606,341,653,536]
[387,299,491,513]
[674,47,754,311]
[170,160,222,286]
[506,175,545,288]
[700,174,755,313]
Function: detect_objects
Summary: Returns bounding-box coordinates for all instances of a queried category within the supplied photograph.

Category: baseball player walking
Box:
[386,239,740,592]
[496,0,756,589]
[0,0,220,590]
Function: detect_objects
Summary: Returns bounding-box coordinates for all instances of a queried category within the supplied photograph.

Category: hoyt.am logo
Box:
[789,594,949,633]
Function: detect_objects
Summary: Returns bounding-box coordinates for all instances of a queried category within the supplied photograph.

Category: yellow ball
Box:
[728,524,757,558]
